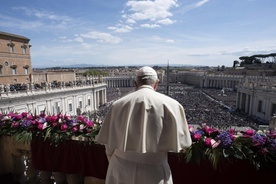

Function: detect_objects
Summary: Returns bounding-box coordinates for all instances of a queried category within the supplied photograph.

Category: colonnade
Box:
[0,82,107,116]
[236,77,276,122]
[104,76,135,88]
[203,75,243,89]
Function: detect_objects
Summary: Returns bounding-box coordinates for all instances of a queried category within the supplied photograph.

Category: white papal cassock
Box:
[96,85,192,184]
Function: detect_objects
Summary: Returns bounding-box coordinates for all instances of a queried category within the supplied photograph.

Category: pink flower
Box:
[77,116,84,121]
[61,124,68,131]
[15,114,22,120]
[72,126,78,132]
[245,129,255,136]
[8,112,15,117]
[49,116,58,122]
[37,124,44,130]
[27,115,33,120]
[86,121,94,127]
[228,129,235,135]
[12,122,19,127]
[21,112,28,117]
[204,138,212,147]
[205,127,213,135]
[193,133,201,141]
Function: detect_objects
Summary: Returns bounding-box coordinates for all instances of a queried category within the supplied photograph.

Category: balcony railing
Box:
[1,135,276,184]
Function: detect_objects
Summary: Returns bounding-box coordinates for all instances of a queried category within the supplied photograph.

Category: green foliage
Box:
[83,69,108,76]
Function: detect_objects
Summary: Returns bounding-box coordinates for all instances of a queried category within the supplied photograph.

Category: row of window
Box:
[0,67,29,75]
[7,42,29,54]
[41,98,92,115]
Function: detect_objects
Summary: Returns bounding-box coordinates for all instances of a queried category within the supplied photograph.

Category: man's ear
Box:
[153,79,159,90]
[134,80,138,89]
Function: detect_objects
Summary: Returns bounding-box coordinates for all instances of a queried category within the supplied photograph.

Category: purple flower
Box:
[20,119,32,128]
[216,131,232,149]
[38,117,46,124]
[252,134,266,147]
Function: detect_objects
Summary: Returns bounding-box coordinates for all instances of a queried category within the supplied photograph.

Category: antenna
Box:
[167,60,170,96]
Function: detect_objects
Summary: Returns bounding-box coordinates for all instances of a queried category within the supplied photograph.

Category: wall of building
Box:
[0,32,32,85]
[236,76,276,123]
[0,83,107,116]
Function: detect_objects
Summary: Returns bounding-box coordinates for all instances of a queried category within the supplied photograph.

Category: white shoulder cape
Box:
[96,86,192,153]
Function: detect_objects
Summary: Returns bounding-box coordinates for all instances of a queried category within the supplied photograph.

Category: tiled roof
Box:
[0,31,30,41]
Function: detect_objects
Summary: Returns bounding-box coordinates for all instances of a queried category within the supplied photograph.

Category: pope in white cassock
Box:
[96,66,192,184]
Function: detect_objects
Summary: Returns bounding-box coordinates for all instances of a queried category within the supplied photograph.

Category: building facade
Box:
[236,76,276,123]
[0,82,107,116]
[0,32,32,85]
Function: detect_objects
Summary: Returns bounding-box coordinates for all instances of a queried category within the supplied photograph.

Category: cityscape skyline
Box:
[0,0,275,68]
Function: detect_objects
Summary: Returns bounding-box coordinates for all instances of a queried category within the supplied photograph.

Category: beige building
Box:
[0,31,32,85]
[236,76,276,122]
[31,69,76,84]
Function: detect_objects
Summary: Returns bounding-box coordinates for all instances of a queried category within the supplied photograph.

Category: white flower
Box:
[2,116,11,120]
[43,122,48,130]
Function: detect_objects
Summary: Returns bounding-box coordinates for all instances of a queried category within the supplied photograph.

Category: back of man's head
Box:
[135,66,158,87]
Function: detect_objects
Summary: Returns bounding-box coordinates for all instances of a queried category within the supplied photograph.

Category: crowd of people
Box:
[100,84,259,129]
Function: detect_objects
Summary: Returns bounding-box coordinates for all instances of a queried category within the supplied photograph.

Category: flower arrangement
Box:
[0,111,102,145]
[1,111,276,171]
[185,123,276,170]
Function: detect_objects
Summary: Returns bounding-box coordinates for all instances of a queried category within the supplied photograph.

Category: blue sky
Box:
[0,0,275,68]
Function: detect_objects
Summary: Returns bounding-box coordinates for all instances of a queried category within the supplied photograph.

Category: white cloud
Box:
[179,0,210,14]
[140,23,160,28]
[157,18,175,25]
[1,7,73,31]
[195,0,210,7]
[166,39,175,43]
[74,37,84,42]
[58,36,73,42]
[150,36,175,43]
[12,7,71,21]
[125,18,136,24]
[108,24,133,33]
[80,31,122,44]
[122,0,178,27]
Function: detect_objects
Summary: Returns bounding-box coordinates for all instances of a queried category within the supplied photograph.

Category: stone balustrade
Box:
[0,80,106,99]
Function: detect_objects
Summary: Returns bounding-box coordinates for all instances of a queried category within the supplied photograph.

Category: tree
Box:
[83,69,108,76]
[233,60,239,67]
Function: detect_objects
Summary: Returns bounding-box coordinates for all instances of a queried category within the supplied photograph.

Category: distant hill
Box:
[34,63,209,69]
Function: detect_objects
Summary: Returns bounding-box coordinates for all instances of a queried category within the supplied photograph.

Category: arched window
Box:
[7,41,15,53]
[21,44,28,54]
[10,64,17,74]
[23,65,29,74]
